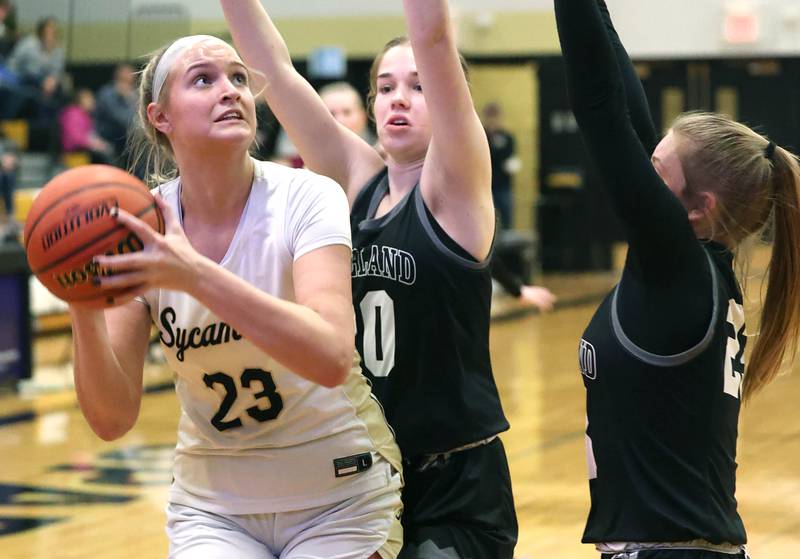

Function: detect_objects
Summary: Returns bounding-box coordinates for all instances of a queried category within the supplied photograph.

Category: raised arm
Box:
[406,0,495,260]
[554,0,700,270]
[220,0,383,203]
[556,0,715,355]
[597,0,658,154]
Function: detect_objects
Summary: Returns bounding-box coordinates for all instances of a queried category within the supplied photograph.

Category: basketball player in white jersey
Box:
[68,35,402,559]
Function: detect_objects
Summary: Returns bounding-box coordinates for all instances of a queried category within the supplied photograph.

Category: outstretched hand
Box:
[518,285,557,312]
[92,196,204,301]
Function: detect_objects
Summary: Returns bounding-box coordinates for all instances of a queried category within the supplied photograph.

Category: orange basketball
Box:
[23,165,164,308]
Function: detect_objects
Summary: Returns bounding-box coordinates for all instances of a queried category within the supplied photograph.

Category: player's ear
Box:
[148,102,172,135]
[687,191,717,224]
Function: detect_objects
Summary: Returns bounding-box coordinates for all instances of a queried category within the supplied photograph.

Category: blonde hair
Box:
[127,45,177,187]
[318,81,362,103]
[672,112,800,401]
[126,39,261,187]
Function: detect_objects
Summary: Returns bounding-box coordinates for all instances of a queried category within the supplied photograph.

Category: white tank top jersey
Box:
[140,159,401,515]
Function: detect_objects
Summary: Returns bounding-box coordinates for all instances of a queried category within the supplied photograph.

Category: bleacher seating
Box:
[62,151,90,168]
[13,187,38,224]
[0,119,29,151]
[17,152,52,188]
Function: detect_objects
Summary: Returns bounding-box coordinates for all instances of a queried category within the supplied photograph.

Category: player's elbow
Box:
[83,409,138,441]
[90,418,135,442]
[318,369,347,388]
[319,340,354,388]
[320,361,350,388]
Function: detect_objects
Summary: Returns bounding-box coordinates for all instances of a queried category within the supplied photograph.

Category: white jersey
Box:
[141,159,400,514]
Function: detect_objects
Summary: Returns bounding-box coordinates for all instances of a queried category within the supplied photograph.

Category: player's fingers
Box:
[113,207,160,244]
[92,251,151,272]
[154,195,181,233]
[93,270,149,290]
[541,293,557,312]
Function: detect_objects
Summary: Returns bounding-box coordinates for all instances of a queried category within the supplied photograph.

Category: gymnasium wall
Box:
[14,0,800,62]
[12,0,800,244]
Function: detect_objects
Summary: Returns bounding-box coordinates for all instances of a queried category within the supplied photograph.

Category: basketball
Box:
[23,165,164,308]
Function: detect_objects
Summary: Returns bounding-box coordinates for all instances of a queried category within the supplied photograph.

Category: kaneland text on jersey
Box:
[351,245,417,286]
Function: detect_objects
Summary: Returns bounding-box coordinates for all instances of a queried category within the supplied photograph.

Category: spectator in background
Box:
[251,96,281,161]
[483,102,520,230]
[59,88,113,164]
[6,16,65,120]
[0,0,17,60]
[0,132,18,225]
[319,81,375,144]
[273,81,374,167]
[96,63,137,168]
[492,255,556,312]
[272,126,304,168]
[0,0,19,218]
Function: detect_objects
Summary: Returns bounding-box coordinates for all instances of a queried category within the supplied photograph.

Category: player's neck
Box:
[386,157,424,199]
[175,151,254,224]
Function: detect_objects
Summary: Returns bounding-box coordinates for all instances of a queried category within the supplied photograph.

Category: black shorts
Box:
[398,437,518,559]
[601,550,749,559]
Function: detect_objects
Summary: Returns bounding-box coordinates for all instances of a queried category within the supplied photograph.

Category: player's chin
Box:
[383,138,427,161]
[209,127,255,148]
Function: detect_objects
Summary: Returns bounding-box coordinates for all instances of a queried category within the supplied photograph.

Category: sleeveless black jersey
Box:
[579,243,747,545]
[351,169,509,457]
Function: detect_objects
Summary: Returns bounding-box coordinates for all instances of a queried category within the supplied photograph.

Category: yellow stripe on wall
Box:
[63,12,560,63]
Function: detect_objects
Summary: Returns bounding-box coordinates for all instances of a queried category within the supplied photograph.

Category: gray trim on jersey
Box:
[403,540,462,558]
[357,172,415,232]
[611,248,719,367]
[356,170,493,270]
[413,184,492,270]
[353,168,388,216]
[598,540,745,555]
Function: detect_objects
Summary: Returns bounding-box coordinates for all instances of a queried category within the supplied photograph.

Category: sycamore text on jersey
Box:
[159,306,243,362]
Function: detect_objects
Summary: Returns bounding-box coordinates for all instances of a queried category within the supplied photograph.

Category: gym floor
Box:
[0,267,798,558]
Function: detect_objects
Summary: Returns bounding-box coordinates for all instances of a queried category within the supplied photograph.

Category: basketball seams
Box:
[24,181,153,251]
[32,203,160,275]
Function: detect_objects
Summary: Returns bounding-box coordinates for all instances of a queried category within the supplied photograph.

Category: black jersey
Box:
[580,243,747,544]
[350,169,509,457]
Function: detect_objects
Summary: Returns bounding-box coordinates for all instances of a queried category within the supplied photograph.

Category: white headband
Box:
[152,35,219,104]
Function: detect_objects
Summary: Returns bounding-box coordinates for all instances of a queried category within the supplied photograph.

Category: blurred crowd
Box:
[0,5,523,243]
[0,6,139,224]
[0,8,397,233]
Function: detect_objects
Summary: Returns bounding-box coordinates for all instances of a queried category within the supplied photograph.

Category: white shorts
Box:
[166,468,402,559]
